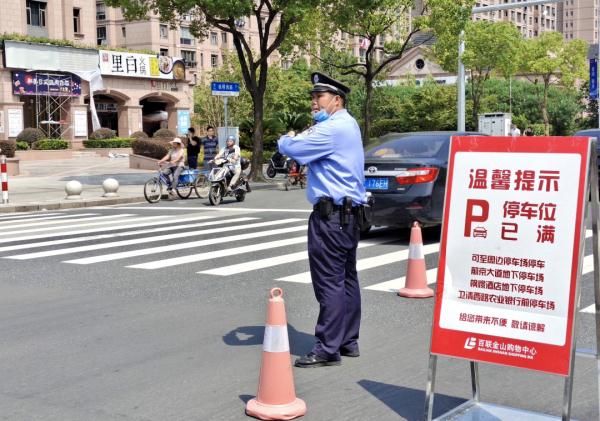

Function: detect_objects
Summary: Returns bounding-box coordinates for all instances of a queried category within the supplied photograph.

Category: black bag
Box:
[240,157,250,170]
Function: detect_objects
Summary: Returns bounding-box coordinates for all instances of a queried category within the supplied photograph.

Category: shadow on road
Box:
[223,324,314,357]
[358,379,466,420]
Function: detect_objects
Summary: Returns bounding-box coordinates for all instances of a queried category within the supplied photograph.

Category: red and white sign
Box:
[430,136,591,376]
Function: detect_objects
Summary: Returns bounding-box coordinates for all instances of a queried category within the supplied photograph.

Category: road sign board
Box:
[590,59,598,100]
[211,82,240,97]
[430,136,591,376]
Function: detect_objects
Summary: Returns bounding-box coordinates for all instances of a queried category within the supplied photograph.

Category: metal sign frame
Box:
[424,138,600,421]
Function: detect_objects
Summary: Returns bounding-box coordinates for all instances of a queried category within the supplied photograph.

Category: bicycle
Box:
[144,167,198,203]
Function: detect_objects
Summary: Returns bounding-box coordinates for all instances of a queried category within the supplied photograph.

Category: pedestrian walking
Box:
[186,127,200,169]
[523,126,534,136]
[201,125,219,169]
[278,72,371,368]
[510,123,521,137]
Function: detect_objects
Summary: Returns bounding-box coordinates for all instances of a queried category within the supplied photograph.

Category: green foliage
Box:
[131,138,170,160]
[0,140,17,157]
[130,131,149,139]
[83,138,133,148]
[16,128,46,146]
[16,141,29,151]
[32,139,69,150]
[89,128,117,140]
[370,119,407,138]
[240,149,275,163]
[152,128,176,139]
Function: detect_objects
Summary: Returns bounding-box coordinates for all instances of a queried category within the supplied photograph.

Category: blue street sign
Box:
[590,59,598,100]
[211,81,240,97]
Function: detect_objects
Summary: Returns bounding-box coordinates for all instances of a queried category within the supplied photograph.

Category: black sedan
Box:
[363,131,483,232]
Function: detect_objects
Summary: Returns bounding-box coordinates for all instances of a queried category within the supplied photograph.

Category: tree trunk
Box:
[363,78,374,144]
[250,92,265,182]
[542,80,550,135]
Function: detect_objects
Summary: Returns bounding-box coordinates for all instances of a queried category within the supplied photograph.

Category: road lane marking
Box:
[0,216,254,253]
[0,212,63,222]
[0,214,137,237]
[0,213,100,229]
[64,224,307,264]
[112,206,313,213]
[129,236,308,270]
[6,219,302,260]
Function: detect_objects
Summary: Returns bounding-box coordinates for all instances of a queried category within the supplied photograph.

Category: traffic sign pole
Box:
[224,97,229,140]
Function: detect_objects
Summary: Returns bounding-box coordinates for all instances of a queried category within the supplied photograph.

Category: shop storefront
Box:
[0,40,192,146]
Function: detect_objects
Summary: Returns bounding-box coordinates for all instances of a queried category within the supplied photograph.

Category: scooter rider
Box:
[212,135,241,191]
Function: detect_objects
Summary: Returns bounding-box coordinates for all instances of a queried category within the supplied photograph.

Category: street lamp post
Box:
[457,0,564,131]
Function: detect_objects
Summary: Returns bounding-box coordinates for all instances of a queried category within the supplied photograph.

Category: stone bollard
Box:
[102,178,119,198]
[65,180,83,200]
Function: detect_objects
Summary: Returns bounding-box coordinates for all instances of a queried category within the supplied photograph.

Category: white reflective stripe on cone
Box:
[408,243,424,260]
[263,325,290,353]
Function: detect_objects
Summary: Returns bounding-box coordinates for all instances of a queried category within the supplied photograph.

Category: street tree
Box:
[519,31,587,135]
[106,0,322,180]
[317,0,474,142]
[433,20,523,125]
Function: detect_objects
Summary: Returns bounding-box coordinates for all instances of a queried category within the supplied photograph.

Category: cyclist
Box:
[157,138,185,195]
[213,135,241,191]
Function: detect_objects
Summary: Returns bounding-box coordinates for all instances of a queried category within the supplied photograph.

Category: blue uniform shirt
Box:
[277,109,366,206]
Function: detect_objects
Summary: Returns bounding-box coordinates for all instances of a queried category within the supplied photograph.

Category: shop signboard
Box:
[12,72,81,97]
[430,136,590,376]
[73,110,88,137]
[177,110,191,135]
[7,109,23,138]
[99,50,185,80]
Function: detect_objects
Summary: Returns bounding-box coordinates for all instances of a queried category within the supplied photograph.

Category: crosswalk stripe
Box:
[0,216,255,253]
[128,236,308,270]
[0,214,137,237]
[64,224,307,265]
[0,213,100,230]
[365,269,438,293]
[5,218,303,260]
[199,239,390,276]
[113,206,313,213]
[581,304,596,314]
[276,243,441,284]
[0,212,63,222]
[0,214,218,244]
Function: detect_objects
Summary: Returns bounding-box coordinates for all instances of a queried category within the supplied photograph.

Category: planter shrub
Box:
[16,128,45,147]
[0,139,17,157]
[130,131,149,139]
[131,138,170,160]
[16,141,29,150]
[153,128,176,139]
[32,139,69,150]
[89,127,117,140]
[83,138,133,148]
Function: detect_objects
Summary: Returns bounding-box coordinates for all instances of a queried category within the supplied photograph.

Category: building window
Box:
[181,50,196,67]
[160,24,168,39]
[26,0,47,27]
[221,32,228,46]
[200,52,204,68]
[160,48,169,56]
[180,27,194,45]
[96,2,106,20]
[210,32,218,46]
[97,26,107,45]
[73,8,81,33]
[211,54,218,68]
[121,26,126,38]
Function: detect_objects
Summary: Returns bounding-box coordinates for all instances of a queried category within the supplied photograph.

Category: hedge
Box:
[370,118,406,138]
[83,138,133,148]
[153,128,176,139]
[16,128,45,146]
[0,139,17,157]
[32,139,69,150]
[131,138,170,160]
[130,131,149,139]
[16,141,29,150]
[241,150,275,163]
[89,128,117,140]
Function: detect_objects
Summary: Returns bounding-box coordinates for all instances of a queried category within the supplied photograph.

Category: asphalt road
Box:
[0,189,598,420]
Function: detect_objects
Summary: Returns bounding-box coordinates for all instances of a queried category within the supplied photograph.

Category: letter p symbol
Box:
[464,199,489,237]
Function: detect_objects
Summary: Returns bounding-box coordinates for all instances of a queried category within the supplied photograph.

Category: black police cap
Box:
[310,72,351,98]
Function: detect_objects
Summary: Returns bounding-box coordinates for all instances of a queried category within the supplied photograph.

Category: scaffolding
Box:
[34,72,73,139]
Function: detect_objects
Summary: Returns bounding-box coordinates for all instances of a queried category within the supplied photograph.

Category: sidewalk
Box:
[0,156,280,213]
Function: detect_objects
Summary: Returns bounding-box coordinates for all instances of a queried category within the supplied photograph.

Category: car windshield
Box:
[365,134,448,159]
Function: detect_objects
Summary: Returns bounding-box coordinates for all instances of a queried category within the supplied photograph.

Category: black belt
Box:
[313,203,360,214]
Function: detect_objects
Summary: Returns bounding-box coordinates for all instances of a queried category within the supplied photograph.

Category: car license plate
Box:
[365,177,388,190]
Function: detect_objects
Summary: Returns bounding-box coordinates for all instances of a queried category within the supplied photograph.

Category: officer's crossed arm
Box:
[277,124,334,165]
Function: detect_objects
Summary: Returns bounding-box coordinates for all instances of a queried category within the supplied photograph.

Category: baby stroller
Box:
[284,159,306,190]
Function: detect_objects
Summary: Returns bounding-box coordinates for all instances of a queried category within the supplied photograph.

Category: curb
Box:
[0,182,280,213]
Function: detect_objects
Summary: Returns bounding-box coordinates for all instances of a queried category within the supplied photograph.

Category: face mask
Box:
[312,96,336,123]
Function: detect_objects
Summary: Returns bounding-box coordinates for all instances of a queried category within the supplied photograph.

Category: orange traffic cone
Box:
[398,222,434,298]
[246,288,306,420]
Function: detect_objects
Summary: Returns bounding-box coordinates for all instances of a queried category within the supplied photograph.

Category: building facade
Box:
[473,1,558,38]
[0,0,193,144]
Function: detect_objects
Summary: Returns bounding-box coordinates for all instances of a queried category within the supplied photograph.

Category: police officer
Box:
[278,72,367,368]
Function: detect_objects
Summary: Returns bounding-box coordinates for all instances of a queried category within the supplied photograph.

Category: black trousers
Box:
[307,210,361,359]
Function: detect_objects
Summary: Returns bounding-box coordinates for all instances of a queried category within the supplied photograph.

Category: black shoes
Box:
[294,353,341,368]
[340,348,360,358]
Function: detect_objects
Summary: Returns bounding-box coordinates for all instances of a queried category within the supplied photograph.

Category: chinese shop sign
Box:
[99,50,185,80]
[12,72,81,97]
[430,136,591,376]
